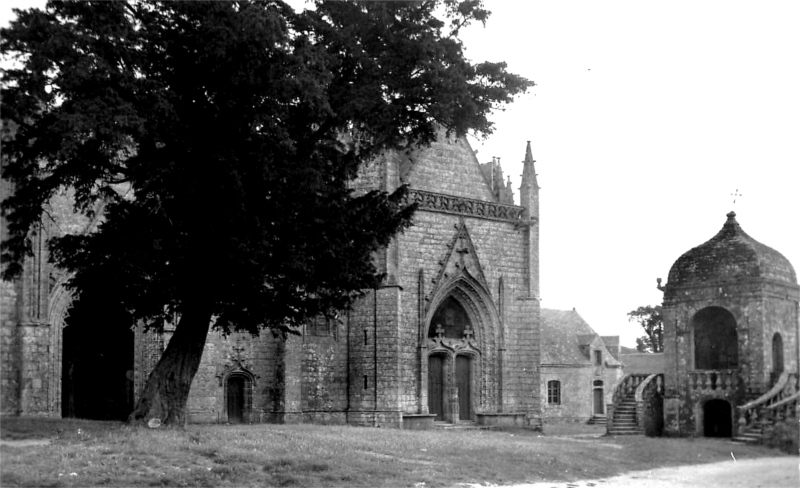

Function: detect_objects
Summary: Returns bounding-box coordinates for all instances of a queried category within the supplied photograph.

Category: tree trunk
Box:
[128,304,213,426]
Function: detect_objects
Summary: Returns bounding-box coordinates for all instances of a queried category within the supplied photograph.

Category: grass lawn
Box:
[0,416,788,487]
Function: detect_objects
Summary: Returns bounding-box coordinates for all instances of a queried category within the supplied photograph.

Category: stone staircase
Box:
[733,371,799,446]
[732,421,766,445]
[607,393,642,435]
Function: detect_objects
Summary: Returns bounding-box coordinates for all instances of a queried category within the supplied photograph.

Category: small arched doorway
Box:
[703,399,732,437]
[225,372,252,424]
[593,380,604,415]
[771,333,784,385]
[692,307,738,370]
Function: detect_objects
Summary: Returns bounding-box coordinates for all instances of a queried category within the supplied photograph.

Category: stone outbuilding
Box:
[539,308,623,423]
[659,211,799,437]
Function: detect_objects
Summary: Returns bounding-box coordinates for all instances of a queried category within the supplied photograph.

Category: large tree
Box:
[1,1,531,425]
[628,305,664,353]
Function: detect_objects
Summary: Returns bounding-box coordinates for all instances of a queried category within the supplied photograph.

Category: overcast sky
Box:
[3,1,798,347]
[456,1,799,346]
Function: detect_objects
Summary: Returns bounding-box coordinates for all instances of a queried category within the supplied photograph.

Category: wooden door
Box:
[456,355,471,420]
[428,356,444,421]
[227,376,244,423]
[593,388,604,415]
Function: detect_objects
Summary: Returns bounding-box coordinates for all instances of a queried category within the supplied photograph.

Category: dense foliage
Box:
[1,0,531,423]
[628,305,664,353]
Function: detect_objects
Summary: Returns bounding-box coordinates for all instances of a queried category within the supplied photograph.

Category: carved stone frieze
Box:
[404,189,525,223]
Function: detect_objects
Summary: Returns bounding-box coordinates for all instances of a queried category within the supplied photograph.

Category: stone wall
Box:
[662,280,799,436]
[3,136,544,429]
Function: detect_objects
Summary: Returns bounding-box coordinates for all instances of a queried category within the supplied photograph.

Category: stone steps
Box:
[434,421,495,431]
[608,395,643,436]
[587,415,607,425]
[731,428,764,445]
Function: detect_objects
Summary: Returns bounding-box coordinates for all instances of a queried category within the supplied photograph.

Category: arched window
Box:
[429,297,471,339]
[547,380,561,405]
[771,333,784,385]
[772,333,784,373]
[692,307,738,370]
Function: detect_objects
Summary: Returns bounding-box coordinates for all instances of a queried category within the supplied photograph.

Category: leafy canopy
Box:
[628,305,664,353]
[1,0,532,334]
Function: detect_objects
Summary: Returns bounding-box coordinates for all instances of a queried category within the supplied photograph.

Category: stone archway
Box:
[60,285,134,420]
[422,271,502,419]
[692,307,738,370]
[703,399,732,437]
[425,288,488,423]
[222,368,255,424]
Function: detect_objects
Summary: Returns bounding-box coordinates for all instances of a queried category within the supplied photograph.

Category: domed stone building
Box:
[659,211,799,437]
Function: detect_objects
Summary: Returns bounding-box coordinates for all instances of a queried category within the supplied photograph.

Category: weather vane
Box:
[731,188,742,206]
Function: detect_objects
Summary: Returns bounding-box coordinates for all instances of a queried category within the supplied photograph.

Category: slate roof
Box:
[667,212,797,287]
[601,336,621,360]
[540,308,619,365]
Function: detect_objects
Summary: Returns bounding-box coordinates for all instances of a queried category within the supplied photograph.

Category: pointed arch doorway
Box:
[427,296,479,423]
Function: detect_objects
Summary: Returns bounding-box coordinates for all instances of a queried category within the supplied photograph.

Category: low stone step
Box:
[608,430,643,435]
[731,436,760,444]
[433,422,495,431]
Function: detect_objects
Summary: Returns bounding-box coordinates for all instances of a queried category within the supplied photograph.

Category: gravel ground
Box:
[496,456,799,488]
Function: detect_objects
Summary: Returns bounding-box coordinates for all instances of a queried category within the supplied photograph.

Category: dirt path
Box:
[503,456,798,488]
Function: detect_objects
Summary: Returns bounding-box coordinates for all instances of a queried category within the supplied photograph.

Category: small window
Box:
[593,380,603,387]
[308,315,333,337]
[547,380,561,405]
[595,350,602,365]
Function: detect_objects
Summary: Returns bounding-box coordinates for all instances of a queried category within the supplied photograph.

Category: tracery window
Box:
[428,297,471,339]
[547,380,561,405]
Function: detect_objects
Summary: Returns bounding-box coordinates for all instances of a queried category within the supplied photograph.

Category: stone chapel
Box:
[1,135,544,429]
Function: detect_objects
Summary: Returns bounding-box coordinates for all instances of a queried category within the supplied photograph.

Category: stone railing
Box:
[611,373,649,406]
[635,374,664,435]
[689,370,737,392]
[607,374,650,434]
[737,371,798,437]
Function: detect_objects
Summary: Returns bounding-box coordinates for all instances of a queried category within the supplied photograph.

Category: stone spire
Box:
[519,141,540,299]
[519,141,539,220]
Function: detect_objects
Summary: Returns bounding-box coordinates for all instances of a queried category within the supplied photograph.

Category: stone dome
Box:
[667,212,797,287]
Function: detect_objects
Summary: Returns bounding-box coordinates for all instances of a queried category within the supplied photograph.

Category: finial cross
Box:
[731,188,742,205]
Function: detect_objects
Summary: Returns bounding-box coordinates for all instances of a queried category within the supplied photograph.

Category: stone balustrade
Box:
[688,370,737,392]
[737,371,798,437]
[611,373,649,406]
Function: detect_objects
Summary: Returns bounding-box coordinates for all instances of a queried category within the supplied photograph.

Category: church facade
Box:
[1,135,544,429]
